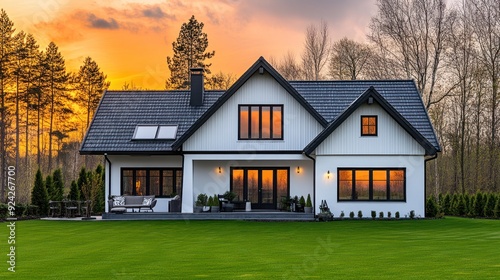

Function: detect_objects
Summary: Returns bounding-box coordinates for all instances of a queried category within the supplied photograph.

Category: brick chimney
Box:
[190,68,204,106]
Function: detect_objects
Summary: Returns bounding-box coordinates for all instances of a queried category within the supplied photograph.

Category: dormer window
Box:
[239,105,283,140]
[361,116,377,136]
[133,125,178,140]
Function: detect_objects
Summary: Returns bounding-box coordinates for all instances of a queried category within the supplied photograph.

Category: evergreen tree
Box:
[77,167,88,200]
[94,164,105,213]
[69,180,79,201]
[484,193,496,217]
[45,174,54,200]
[74,57,109,128]
[22,33,39,166]
[494,195,500,218]
[0,9,15,201]
[31,169,48,216]
[166,15,215,89]
[426,196,438,218]
[473,191,485,217]
[43,41,69,171]
[442,193,452,215]
[52,168,64,201]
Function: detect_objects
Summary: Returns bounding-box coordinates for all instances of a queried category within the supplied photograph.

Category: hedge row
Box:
[0,203,39,219]
[426,192,500,218]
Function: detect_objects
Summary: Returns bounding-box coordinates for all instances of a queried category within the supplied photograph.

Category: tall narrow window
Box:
[361,116,377,136]
[239,105,283,140]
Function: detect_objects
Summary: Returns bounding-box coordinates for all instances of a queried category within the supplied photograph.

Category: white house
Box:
[80,57,440,217]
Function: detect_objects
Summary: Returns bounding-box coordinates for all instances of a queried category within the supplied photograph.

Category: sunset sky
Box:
[4,0,380,89]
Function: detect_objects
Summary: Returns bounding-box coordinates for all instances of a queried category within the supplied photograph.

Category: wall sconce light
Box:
[327,170,330,179]
[296,166,300,173]
[218,167,222,174]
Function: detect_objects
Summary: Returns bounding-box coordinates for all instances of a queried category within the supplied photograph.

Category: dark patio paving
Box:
[102,211,315,221]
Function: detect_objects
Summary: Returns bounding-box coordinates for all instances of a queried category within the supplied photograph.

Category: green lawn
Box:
[1,217,499,279]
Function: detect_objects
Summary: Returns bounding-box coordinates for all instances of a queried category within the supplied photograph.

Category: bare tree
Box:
[369,0,451,109]
[205,71,236,90]
[467,0,500,190]
[273,51,303,80]
[302,20,330,80]
[329,38,373,80]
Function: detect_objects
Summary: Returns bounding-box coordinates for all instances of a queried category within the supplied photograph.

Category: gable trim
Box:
[171,57,327,151]
[303,87,439,156]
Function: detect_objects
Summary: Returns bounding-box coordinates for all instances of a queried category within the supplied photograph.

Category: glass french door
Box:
[231,168,289,209]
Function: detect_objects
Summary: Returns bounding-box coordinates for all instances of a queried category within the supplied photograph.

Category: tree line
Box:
[0,9,109,203]
[268,0,500,195]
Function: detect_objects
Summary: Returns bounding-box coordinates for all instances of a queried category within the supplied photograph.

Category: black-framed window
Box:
[361,115,377,136]
[121,168,182,197]
[239,105,283,140]
[338,168,405,201]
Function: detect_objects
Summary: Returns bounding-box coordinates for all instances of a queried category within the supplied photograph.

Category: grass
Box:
[0,217,499,279]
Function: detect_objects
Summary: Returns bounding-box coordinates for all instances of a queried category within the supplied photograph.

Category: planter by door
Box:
[194,206,202,213]
[211,206,220,212]
[304,206,313,213]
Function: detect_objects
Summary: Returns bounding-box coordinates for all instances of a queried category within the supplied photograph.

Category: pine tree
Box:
[0,9,15,201]
[52,168,64,201]
[74,57,109,129]
[77,167,88,200]
[31,169,48,215]
[44,41,69,171]
[442,193,452,215]
[45,174,54,200]
[166,15,215,89]
[22,33,39,166]
[473,191,484,217]
[94,165,105,213]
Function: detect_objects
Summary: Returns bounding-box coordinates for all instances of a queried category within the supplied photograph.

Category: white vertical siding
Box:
[316,103,425,155]
[315,155,425,217]
[184,72,324,151]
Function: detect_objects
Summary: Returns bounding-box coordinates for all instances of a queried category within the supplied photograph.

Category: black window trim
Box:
[238,104,284,140]
[337,168,406,202]
[121,168,182,197]
[361,115,378,136]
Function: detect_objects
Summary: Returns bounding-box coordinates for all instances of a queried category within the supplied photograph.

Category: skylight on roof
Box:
[133,125,178,140]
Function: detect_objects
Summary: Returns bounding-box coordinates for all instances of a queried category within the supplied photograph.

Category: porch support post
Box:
[181,155,194,213]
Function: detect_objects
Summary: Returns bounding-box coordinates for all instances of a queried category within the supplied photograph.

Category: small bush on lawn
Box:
[379,212,384,219]
[371,210,376,220]
[0,203,8,219]
[473,191,485,217]
[349,211,355,219]
[387,211,392,219]
[494,196,500,218]
[426,196,439,218]
[484,193,496,218]
[410,210,415,219]
[395,211,400,219]
[358,210,363,219]
[453,194,466,216]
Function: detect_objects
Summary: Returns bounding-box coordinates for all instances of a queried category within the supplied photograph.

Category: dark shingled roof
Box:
[80,58,440,155]
[80,90,224,154]
[290,80,441,152]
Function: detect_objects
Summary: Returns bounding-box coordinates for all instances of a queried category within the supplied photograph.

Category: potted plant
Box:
[194,193,207,213]
[211,194,220,212]
[304,194,313,213]
[297,196,305,212]
[223,191,236,212]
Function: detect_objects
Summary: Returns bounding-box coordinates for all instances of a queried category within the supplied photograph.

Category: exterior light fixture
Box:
[218,167,222,173]
[327,170,330,179]
[296,166,300,173]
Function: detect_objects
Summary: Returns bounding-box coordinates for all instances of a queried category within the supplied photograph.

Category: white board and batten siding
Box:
[315,103,425,156]
[183,72,324,151]
[105,155,182,212]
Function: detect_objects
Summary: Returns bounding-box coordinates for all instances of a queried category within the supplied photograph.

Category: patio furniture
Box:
[49,201,61,217]
[80,200,92,217]
[64,200,78,218]
[108,195,157,213]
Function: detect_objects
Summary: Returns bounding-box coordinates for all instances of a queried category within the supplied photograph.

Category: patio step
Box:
[102,211,315,221]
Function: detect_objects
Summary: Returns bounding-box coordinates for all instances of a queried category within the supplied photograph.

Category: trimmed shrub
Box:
[69,180,79,201]
[357,210,363,219]
[306,194,312,207]
[349,211,355,219]
[31,169,48,216]
[45,175,54,200]
[52,169,65,201]
[410,210,415,219]
[387,211,392,219]
[379,211,384,219]
[484,193,496,218]
[494,196,500,219]
[442,193,452,215]
[299,196,305,206]
[453,194,466,216]
[473,191,485,217]
[207,196,214,207]
[371,210,376,219]
[395,211,400,219]
[463,193,470,215]
[426,196,439,218]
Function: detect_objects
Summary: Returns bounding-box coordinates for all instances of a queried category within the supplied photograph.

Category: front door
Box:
[231,168,289,209]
